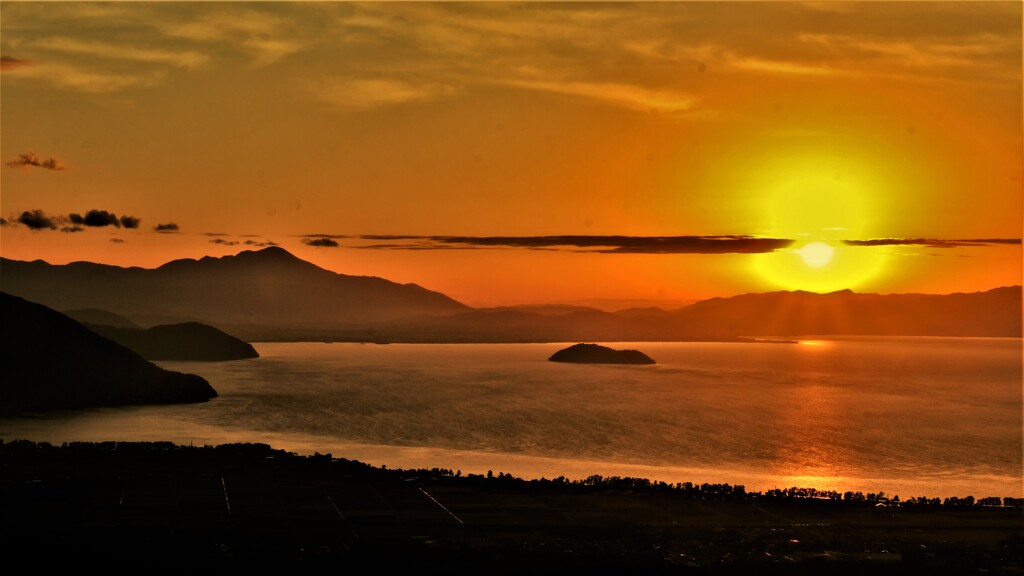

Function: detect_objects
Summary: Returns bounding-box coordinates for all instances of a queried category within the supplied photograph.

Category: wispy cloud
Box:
[164,8,301,66]
[3,60,163,93]
[316,77,456,109]
[503,77,697,114]
[729,56,837,77]
[30,37,208,70]
[6,151,67,171]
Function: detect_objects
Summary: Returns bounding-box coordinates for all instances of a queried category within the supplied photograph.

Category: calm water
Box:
[2,337,1020,498]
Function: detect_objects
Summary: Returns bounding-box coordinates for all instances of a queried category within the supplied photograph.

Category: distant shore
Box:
[2,439,1021,572]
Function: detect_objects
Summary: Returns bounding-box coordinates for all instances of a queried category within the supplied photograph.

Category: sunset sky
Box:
[2,1,1021,308]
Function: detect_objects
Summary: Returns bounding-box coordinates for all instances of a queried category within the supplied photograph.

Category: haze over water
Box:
[2,337,1020,499]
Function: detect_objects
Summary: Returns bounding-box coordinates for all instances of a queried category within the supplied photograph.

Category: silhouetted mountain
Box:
[63,308,140,329]
[549,343,656,364]
[665,286,1022,338]
[85,322,259,361]
[1,292,217,414]
[0,247,469,329]
[1,249,1017,342]
[476,304,605,316]
[270,286,1021,343]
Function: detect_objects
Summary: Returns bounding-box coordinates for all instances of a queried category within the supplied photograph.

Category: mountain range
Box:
[1,247,1019,342]
[0,246,467,327]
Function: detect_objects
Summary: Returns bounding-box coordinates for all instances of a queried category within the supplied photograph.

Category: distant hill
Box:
[84,322,259,361]
[549,343,656,365]
[63,308,140,329]
[1,249,1018,342]
[1,292,217,414]
[295,286,1022,343]
[666,286,1022,338]
[0,247,469,329]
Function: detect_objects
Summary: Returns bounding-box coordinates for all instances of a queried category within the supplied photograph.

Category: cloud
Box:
[317,77,456,109]
[154,222,180,233]
[842,238,1021,248]
[0,56,32,71]
[350,235,794,254]
[60,226,84,233]
[30,37,208,70]
[2,60,163,93]
[503,77,697,114]
[205,232,230,237]
[209,238,239,246]
[303,237,340,248]
[6,151,67,171]
[728,56,837,77]
[17,209,57,230]
[119,215,140,229]
[110,238,125,244]
[164,8,301,66]
[70,209,120,228]
[243,239,278,247]
[0,218,8,226]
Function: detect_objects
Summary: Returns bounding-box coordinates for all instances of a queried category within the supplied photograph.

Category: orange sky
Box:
[2,1,1021,308]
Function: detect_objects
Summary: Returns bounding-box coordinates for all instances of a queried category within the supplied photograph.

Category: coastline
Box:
[2,439,1021,572]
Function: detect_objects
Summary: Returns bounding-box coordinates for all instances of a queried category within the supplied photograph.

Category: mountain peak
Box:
[232,246,303,263]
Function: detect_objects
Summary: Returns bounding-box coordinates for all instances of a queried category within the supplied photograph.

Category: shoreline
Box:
[4,431,1019,502]
[2,439,1021,572]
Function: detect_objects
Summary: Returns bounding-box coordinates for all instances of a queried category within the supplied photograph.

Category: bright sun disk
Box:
[798,242,834,267]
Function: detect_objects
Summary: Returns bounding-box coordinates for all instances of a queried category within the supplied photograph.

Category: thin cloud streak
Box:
[842,238,1021,248]
[350,235,795,254]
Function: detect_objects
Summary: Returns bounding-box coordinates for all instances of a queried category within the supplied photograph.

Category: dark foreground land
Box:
[1,441,1021,574]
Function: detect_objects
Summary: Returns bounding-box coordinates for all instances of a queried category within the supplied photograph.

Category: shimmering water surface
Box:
[2,337,1020,498]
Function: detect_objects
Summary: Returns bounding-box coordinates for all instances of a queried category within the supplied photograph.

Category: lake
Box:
[1,337,1020,499]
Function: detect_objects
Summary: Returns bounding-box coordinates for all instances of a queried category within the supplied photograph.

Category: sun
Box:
[746,152,889,293]
[797,242,834,268]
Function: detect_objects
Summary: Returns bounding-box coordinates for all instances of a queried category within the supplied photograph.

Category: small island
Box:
[548,343,656,365]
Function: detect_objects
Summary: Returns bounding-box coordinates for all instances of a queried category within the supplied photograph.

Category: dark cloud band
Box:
[842,238,1021,248]
[349,235,795,254]
[303,237,340,248]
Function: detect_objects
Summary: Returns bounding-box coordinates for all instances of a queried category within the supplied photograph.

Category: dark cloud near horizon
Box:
[0,217,8,226]
[6,151,67,171]
[210,238,239,246]
[61,226,84,233]
[155,222,180,233]
[304,237,340,248]
[110,238,125,244]
[243,239,279,247]
[350,235,795,254]
[842,238,1021,248]
[205,232,230,237]
[301,234,350,239]
[119,215,140,229]
[17,210,57,230]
